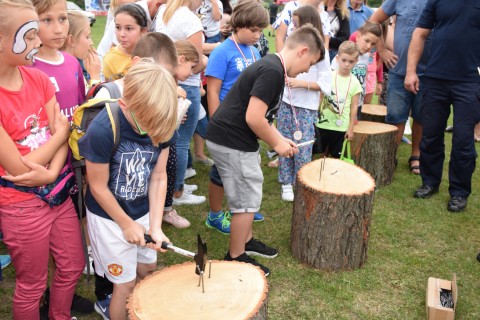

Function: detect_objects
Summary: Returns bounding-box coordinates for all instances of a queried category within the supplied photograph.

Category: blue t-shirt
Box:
[205,38,261,102]
[347,0,374,34]
[79,107,168,221]
[416,0,480,82]
[382,0,431,77]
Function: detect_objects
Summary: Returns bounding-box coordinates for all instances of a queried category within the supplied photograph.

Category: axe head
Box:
[194,234,207,275]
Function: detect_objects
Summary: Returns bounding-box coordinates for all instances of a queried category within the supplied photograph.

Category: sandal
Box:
[408,156,420,175]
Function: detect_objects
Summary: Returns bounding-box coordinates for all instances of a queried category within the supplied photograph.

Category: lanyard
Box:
[277,53,299,132]
[231,35,256,67]
[334,71,352,117]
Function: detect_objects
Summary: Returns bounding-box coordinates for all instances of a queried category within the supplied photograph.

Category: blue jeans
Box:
[175,84,200,192]
[205,33,221,43]
[187,115,208,168]
[386,73,424,124]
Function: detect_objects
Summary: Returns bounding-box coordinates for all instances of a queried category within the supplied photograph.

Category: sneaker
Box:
[245,238,278,258]
[0,255,11,269]
[173,192,206,205]
[163,209,191,228]
[253,212,264,222]
[184,168,197,179]
[94,294,111,320]
[281,184,294,202]
[225,251,270,276]
[71,293,94,314]
[83,246,94,275]
[193,156,214,166]
[205,211,231,234]
[184,184,198,193]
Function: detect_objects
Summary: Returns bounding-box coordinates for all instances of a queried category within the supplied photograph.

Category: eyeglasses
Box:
[130,111,148,135]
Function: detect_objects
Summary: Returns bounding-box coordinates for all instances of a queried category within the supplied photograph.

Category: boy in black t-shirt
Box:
[206,25,325,275]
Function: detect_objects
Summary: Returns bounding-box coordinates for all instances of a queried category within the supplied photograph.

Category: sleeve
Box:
[217,0,223,15]
[273,2,293,29]
[78,113,115,164]
[205,45,228,80]
[315,59,332,96]
[183,11,203,38]
[350,78,363,97]
[416,0,436,29]
[349,31,358,42]
[250,64,284,108]
[381,0,396,16]
[330,56,339,71]
[330,11,350,49]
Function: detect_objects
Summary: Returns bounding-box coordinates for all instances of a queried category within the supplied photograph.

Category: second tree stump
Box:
[360,104,387,123]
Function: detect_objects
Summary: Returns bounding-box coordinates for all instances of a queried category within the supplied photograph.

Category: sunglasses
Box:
[130,111,148,135]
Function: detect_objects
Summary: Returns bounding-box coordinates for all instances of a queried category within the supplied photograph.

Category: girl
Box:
[0,1,84,318]
[155,0,207,206]
[325,0,350,61]
[103,3,148,81]
[276,5,332,202]
[61,10,102,89]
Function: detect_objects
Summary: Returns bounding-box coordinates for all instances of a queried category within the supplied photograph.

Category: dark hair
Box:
[132,33,178,68]
[357,21,382,38]
[230,0,269,31]
[292,5,324,41]
[221,0,233,15]
[115,3,148,28]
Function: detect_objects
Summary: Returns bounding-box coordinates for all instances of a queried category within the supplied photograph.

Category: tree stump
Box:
[351,121,398,187]
[360,104,387,123]
[127,261,269,320]
[291,158,375,271]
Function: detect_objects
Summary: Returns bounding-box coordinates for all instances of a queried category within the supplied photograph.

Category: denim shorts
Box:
[206,141,263,213]
[386,72,423,124]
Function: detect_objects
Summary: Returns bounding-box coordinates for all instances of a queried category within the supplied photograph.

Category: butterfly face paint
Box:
[12,20,39,61]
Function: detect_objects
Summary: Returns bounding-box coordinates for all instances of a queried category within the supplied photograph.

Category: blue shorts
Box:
[386,73,424,124]
[205,33,221,43]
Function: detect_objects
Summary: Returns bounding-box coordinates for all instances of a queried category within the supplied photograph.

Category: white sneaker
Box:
[185,168,197,179]
[163,209,191,228]
[184,184,198,193]
[173,192,206,205]
[281,184,294,202]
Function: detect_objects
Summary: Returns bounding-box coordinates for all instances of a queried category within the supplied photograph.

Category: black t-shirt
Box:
[206,54,285,152]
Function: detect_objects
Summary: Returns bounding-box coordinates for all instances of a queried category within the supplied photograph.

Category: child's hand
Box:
[146,229,170,252]
[177,86,187,99]
[84,47,101,81]
[1,157,56,187]
[52,103,70,138]
[375,83,383,96]
[122,221,147,246]
[286,77,302,88]
[345,129,354,141]
[274,139,296,158]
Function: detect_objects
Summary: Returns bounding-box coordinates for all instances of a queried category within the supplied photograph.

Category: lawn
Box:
[1,15,479,319]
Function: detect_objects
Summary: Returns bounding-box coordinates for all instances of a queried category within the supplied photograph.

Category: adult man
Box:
[347,0,373,34]
[405,0,480,212]
[370,0,431,176]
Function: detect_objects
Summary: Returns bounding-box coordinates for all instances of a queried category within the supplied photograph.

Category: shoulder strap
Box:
[101,81,122,99]
[105,102,121,155]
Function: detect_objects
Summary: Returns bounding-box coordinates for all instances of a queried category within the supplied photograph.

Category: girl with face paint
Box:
[0,0,84,319]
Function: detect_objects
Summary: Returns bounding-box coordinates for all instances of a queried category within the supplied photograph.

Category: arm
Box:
[245,96,296,157]
[202,42,220,55]
[147,147,170,252]
[211,0,222,21]
[275,22,288,52]
[287,78,321,92]
[187,31,207,74]
[86,160,146,245]
[206,76,223,116]
[405,27,431,94]
[345,93,360,140]
[369,8,397,67]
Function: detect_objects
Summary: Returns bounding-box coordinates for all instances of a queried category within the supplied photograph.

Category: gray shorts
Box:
[206,141,263,213]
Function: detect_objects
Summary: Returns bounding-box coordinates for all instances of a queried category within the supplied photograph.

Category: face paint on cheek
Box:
[26,48,39,62]
[12,20,39,61]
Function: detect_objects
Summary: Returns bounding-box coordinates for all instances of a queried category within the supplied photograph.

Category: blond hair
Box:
[333,0,349,19]
[0,0,36,36]
[61,10,89,51]
[174,40,199,63]
[162,0,191,25]
[338,40,360,58]
[32,0,66,15]
[123,58,178,145]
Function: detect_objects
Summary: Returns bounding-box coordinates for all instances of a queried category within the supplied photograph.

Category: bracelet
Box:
[307,81,310,91]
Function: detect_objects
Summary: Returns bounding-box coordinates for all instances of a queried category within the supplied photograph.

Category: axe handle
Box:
[144,234,195,258]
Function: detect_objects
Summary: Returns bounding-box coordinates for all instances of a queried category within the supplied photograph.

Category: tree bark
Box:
[360,104,387,123]
[351,121,398,187]
[291,158,375,271]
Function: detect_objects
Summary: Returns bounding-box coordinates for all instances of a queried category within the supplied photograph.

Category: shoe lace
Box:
[224,211,232,221]
[220,213,231,229]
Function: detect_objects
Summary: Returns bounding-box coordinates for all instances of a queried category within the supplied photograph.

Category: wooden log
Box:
[360,104,387,123]
[351,121,398,187]
[291,158,375,271]
[127,261,269,320]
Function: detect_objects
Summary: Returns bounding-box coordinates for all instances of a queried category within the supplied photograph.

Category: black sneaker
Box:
[71,293,94,314]
[245,238,278,258]
[225,251,270,276]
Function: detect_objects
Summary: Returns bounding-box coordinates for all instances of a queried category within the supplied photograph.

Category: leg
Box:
[230,213,255,258]
[474,122,480,141]
[276,102,295,186]
[136,262,156,281]
[110,281,136,320]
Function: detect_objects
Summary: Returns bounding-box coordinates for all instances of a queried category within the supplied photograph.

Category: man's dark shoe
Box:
[447,197,467,212]
[71,293,94,313]
[414,185,439,199]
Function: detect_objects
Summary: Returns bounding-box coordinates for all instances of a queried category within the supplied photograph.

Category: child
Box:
[277,5,332,202]
[204,0,269,233]
[61,10,102,88]
[103,3,148,81]
[206,25,325,275]
[79,59,178,320]
[0,0,84,318]
[316,41,362,158]
[197,0,223,43]
[331,21,381,113]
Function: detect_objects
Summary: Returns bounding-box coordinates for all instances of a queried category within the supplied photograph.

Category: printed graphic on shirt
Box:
[49,77,60,92]
[17,108,51,151]
[352,64,367,101]
[107,263,123,276]
[113,142,155,200]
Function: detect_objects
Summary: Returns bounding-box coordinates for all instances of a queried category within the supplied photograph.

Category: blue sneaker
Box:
[94,294,111,320]
[253,212,264,222]
[205,211,231,234]
[0,255,11,269]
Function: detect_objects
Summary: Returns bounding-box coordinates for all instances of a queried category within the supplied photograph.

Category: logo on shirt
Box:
[49,77,60,92]
[114,148,154,200]
[108,263,123,276]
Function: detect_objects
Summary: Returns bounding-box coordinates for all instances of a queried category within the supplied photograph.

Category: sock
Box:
[209,210,223,218]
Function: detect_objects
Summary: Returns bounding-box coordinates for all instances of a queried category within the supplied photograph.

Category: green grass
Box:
[1,15,480,319]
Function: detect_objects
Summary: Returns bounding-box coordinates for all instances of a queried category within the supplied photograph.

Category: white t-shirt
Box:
[197,0,223,38]
[155,5,203,87]
[274,1,331,38]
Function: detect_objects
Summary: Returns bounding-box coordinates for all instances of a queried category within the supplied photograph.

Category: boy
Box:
[317,41,363,158]
[206,25,325,275]
[79,60,178,320]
